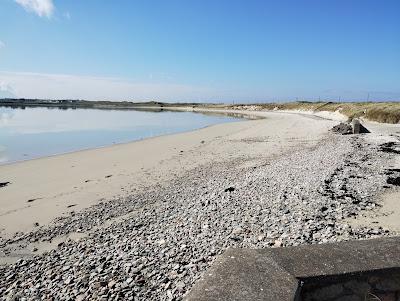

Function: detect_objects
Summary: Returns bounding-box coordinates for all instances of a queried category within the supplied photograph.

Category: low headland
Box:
[0,100,399,300]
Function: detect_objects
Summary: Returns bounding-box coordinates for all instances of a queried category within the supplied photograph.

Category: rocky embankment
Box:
[1,132,400,300]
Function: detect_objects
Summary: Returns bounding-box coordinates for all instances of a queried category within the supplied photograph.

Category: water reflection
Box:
[0,107,241,164]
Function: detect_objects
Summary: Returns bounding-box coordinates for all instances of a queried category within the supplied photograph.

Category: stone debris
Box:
[331,119,370,135]
[387,177,400,186]
[0,181,10,188]
[380,141,400,154]
[331,123,353,135]
[0,133,397,300]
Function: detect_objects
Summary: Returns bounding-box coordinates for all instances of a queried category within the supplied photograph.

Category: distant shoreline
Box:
[0,99,202,110]
[1,98,399,123]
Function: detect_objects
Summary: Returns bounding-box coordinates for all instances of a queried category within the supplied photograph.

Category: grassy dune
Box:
[225,102,400,124]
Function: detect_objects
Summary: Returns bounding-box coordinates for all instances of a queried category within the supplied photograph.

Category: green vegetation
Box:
[225,102,400,124]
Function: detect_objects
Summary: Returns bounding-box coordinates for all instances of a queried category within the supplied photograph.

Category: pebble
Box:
[0,134,397,300]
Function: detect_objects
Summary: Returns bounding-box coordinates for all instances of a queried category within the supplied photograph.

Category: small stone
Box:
[64,277,73,285]
[76,294,86,301]
[108,280,116,288]
[231,227,243,235]
[62,265,70,272]
[313,233,321,240]
[257,234,265,241]
[175,281,185,291]
[224,187,235,192]
[126,278,133,284]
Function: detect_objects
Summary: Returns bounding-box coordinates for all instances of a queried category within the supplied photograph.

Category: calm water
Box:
[0,107,240,164]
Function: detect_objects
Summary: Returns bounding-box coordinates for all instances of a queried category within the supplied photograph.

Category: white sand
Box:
[272,109,348,122]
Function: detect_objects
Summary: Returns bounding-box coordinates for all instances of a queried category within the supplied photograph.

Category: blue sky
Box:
[0,0,399,102]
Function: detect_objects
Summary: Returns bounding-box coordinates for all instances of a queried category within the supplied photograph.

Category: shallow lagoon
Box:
[0,107,239,164]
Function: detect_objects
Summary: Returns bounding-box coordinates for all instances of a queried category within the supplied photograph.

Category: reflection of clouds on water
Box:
[0,107,239,164]
[0,107,176,134]
[0,145,8,163]
[0,107,236,135]
[0,108,16,127]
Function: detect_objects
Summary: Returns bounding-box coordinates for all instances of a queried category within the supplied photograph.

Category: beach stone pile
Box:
[331,122,353,135]
[0,133,397,300]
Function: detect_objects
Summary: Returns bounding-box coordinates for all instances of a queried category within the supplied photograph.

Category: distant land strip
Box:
[1,98,399,124]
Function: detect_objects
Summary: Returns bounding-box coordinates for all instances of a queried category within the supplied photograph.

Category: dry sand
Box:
[0,109,399,240]
[347,153,400,232]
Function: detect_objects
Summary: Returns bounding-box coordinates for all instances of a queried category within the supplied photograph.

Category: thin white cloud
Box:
[15,0,54,18]
[0,81,14,93]
[0,41,4,49]
[0,81,16,98]
[0,71,221,102]
[1,71,397,102]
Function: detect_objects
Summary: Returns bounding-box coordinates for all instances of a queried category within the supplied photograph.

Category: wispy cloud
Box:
[14,0,54,18]
[1,71,398,102]
[0,41,5,49]
[0,81,16,98]
[0,71,220,102]
[0,81,14,92]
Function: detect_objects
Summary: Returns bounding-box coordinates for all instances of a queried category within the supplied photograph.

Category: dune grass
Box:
[224,102,400,124]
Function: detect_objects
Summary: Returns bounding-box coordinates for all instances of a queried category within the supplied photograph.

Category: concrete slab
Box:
[185,248,299,301]
[185,237,400,301]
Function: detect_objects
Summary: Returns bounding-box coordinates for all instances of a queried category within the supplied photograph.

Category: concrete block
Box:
[185,237,400,301]
[352,119,370,134]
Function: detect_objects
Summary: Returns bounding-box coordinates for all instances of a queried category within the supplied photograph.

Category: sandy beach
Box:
[0,109,338,239]
[3,1,399,299]
[1,109,399,300]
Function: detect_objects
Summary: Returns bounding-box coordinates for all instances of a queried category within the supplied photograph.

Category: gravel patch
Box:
[0,133,398,300]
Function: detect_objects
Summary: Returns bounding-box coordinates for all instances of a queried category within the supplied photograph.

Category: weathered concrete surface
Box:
[185,237,400,301]
[268,237,400,278]
[352,119,370,134]
[352,119,361,134]
[185,249,299,301]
